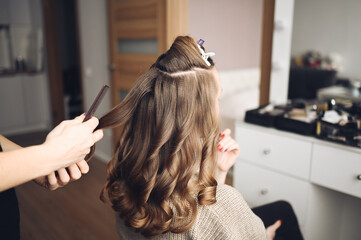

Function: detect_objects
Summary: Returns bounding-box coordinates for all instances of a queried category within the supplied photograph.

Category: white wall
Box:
[78,0,112,162]
[291,0,361,80]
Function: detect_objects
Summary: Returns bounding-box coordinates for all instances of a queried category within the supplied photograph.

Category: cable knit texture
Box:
[116,184,266,240]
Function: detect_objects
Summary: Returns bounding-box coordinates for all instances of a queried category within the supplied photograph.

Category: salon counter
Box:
[234,121,361,240]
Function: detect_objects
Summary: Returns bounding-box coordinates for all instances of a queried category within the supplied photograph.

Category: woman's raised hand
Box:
[216,129,240,184]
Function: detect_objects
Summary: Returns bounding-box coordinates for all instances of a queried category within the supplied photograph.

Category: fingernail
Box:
[279,220,282,225]
[225,148,228,152]
[220,147,223,151]
[217,144,221,148]
[221,133,225,137]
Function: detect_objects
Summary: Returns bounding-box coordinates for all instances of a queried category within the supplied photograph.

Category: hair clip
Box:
[197,39,205,46]
[197,39,215,66]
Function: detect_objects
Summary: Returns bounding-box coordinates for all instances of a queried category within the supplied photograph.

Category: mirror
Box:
[0,24,43,74]
[0,0,44,75]
[289,0,361,101]
[11,25,43,73]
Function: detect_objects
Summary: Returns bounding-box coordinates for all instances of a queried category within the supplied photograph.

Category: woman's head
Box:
[98,36,220,237]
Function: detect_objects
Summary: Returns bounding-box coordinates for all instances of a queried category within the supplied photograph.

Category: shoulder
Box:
[216,184,245,201]
[213,184,252,214]
[190,184,266,239]
[207,184,255,219]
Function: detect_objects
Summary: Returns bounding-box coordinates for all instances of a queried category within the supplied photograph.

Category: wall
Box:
[188,0,263,71]
[189,0,264,131]
[291,0,361,80]
[77,0,264,161]
[77,0,112,161]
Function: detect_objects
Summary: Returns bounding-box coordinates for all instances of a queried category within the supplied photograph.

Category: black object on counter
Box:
[244,105,286,127]
[288,67,337,100]
[316,120,361,148]
[274,116,316,136]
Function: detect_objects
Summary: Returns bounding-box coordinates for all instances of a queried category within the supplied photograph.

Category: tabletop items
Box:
[245,99,361,148]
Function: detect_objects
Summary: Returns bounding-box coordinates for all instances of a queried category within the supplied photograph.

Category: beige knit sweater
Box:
[116,184,266,240]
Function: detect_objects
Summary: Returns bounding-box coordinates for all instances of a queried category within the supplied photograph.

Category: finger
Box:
[218,136,234,150]
[222,137,234,147]
[219,128,231,138]
[218,131,233,143]
[218,134,230,145]
[73,114,86,123]
[57,168,70,185]
[222,141,239,153]
[47,172,58,186]
[47,172,59,190]
[92,129,104,143]
[67,164,82,180]
[77,160,90,174]
[84,116,100,131]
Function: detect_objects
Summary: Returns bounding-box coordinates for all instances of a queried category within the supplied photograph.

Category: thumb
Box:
[269,219,282,231]
[84,117,100,131]
[92,129,104,143]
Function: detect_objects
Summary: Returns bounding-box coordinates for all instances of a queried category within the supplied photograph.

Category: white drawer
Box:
[234,161,309,228]
[311,144,361,198]
[236,126,312,179]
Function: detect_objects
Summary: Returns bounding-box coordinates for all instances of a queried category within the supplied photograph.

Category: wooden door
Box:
[107,0,187,144]
[43,0,65,127]
[259,0,275,106]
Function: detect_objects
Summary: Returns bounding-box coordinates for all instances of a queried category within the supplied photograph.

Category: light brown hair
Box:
[95,36,219,237]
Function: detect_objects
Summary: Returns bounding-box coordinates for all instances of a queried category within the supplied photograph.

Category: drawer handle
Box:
[357,175,361,180]
[263,149,271,155]
[260,188,269,195]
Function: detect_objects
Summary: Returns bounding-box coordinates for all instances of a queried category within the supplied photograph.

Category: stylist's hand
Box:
[216,129,239,184]
[34,160,90,190]
[42,114,103,172]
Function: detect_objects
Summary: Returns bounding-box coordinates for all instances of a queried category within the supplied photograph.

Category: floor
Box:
[9,131,232,240]
[8,131,118,239]
[16,159,119,240]
[7,130,49,147]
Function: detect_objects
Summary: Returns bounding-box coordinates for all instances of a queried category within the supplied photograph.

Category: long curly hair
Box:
[96,36,219,237]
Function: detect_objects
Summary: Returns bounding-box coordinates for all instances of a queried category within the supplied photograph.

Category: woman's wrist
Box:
[215,170,228,185]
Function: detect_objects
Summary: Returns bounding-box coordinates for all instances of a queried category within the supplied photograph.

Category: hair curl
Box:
[91,36,219,237]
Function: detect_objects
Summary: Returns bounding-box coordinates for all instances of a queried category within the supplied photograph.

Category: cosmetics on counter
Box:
[245,99,361,148]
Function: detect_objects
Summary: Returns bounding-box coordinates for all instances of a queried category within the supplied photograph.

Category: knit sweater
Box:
[116,184,266,240]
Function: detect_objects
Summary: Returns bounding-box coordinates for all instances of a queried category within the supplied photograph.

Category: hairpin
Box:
[197,39,215,66]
